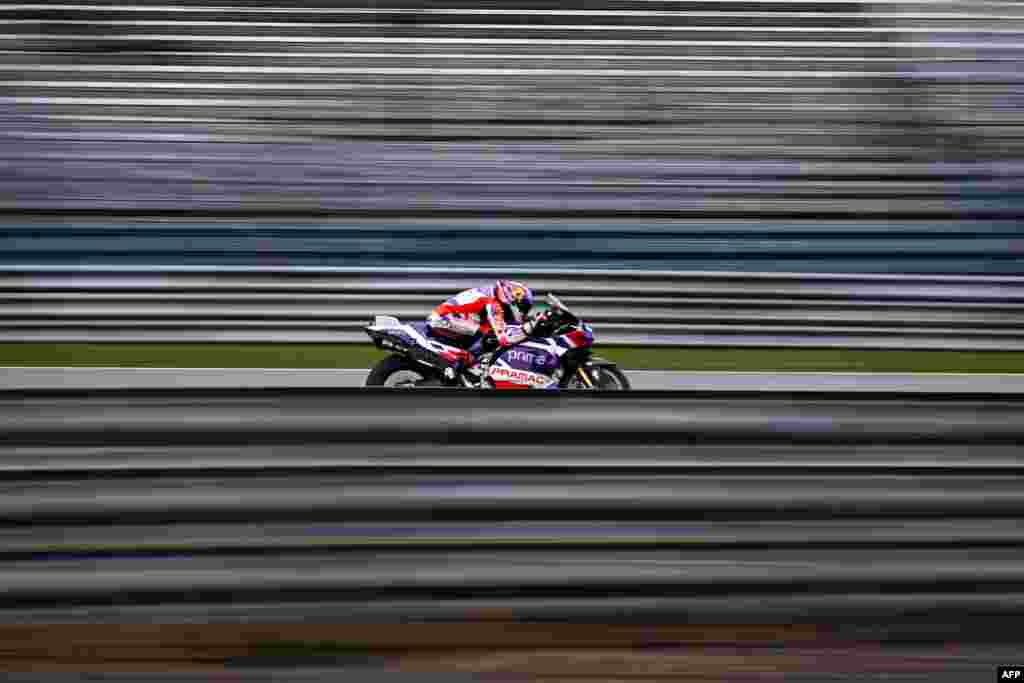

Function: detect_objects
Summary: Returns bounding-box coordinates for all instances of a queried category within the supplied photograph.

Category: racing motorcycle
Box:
[364,294,630,390]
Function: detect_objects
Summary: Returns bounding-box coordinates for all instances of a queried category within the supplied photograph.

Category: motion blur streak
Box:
[2,0,1024,679]
[4,267,1024,348]
[0,388,1022,679]
[1,0,1023,267]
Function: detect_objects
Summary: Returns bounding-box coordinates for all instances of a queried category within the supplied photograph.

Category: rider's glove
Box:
[497,327,523,346]
[523,310,551,336]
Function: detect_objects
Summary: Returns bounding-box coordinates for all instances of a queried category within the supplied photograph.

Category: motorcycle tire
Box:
[365,354,435,387]
[560,363,631,390]
[592,364,631,390]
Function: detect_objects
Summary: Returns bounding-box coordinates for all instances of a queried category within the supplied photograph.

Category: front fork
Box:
[576,366,596,388]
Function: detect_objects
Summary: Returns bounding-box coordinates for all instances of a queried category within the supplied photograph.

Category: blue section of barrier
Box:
[3,220,1023,273]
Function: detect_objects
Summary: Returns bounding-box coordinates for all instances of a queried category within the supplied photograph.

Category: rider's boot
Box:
[444,349,477,384]
[443,361,463,383]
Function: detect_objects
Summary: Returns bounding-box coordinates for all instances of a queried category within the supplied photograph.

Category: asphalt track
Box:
[3,367,1024,393]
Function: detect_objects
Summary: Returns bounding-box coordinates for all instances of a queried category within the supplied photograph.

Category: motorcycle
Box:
[364,293,631,390]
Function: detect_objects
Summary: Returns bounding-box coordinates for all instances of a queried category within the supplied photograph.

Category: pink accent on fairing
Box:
[564,328,592,348]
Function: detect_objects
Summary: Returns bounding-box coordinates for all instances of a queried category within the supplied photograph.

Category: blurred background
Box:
[2,0,1024,363]
[1,0,1022,272]
[2,1,1024,681]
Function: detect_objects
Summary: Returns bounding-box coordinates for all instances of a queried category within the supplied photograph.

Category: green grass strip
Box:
[1,343,1023,373]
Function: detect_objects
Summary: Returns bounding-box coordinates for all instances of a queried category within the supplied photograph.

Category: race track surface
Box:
[3,367,1024,393]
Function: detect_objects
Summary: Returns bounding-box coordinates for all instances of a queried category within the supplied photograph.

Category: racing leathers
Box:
[426,282,536,376]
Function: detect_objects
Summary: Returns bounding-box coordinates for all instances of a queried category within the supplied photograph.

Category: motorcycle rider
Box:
[427,280,543,379]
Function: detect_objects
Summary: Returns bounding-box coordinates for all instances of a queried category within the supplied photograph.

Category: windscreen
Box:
[546,293,577,317]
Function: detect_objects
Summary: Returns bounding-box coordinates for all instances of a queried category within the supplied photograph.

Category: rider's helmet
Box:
[495,280,534,324]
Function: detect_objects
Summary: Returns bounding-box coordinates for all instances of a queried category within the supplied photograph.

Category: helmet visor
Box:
[511,300,531,323]
[500,282,532,322]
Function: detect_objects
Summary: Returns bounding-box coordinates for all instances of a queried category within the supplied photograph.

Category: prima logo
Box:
[505,349,535,364]
[506,348,554,367]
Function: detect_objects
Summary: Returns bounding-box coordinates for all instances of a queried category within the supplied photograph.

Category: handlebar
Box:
[529,307,578,339]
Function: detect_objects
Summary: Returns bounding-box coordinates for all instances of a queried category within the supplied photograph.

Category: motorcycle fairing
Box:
[490,339,561,389]
[367,313,596,389]
[367,319,472,366]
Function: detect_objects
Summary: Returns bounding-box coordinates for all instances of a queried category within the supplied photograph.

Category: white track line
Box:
[2,367,1023,393]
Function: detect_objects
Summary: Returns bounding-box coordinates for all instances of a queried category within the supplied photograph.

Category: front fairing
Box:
[556,321,594,350]
[489,340,561,389]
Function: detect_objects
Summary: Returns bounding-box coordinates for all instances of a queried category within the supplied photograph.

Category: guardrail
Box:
[3,265,1024,350]
[1,388,1022,639]
[4,218,1023,274]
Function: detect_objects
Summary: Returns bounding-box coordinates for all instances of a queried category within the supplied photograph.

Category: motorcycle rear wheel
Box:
[366,354,436,388]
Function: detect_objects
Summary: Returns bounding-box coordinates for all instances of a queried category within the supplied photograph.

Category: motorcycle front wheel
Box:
[565,364,631,390]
